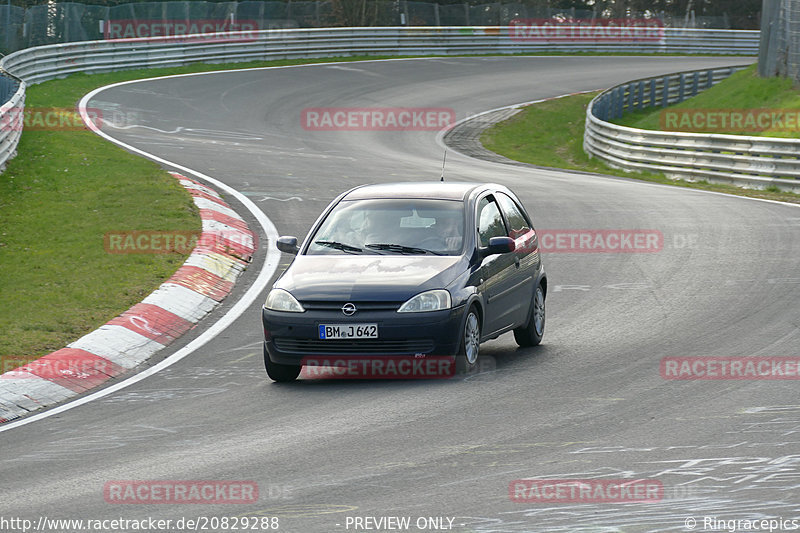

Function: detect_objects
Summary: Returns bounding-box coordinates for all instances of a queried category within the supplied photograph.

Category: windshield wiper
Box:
[314,240,363,253]
[365,243,443,255]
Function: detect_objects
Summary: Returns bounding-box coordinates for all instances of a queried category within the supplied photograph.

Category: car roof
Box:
[343,182,486,201]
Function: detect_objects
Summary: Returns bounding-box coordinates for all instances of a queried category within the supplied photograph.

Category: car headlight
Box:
[397,289,451,313]
[264,289,305,313]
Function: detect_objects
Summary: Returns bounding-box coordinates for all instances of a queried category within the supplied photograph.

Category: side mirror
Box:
[276,236,299,255]
[482,236,516,257]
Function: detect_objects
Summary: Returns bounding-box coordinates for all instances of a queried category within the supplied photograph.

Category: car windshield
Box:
[307,198,465,256]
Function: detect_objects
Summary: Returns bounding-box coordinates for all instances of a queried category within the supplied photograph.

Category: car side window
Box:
[476,196,507,247]
[496,193,531,239]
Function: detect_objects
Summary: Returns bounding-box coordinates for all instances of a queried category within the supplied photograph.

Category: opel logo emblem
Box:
[341,303,357,316]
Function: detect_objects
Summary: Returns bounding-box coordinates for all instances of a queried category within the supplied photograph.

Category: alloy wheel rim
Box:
[464,312,480,365]
[534,287,545,336]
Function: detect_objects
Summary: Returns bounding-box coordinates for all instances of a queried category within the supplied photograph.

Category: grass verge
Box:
[481,87,800,204]
[615,65,800,137]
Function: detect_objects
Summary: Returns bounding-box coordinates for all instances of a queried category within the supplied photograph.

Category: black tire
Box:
[456,306,481,374]
[264,345,301,382]
[513,282,545,347]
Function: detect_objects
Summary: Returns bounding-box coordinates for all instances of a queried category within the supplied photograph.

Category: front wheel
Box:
[264,345,301,382]
[513,282,545,347]
[456,306,481,374]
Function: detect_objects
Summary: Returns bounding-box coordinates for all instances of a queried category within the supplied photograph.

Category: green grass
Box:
[615,64,800,138]
[481,93,610,172]
[0,114,200,361]
[481,84,800,205]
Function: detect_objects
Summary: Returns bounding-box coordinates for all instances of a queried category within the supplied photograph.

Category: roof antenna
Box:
[440,149,447,182]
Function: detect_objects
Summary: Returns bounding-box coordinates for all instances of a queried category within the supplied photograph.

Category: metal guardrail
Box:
[0,26,759,174]
[584,66,800,193]
[0,72,24,171]
[0,27,758,85]
[590,67,747,121]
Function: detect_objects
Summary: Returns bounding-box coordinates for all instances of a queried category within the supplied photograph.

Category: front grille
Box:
[300,301,402,312]
[274,338,435,355]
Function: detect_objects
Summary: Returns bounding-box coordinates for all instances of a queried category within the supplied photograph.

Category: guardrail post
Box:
[600,96,609,121]
[662,76,670,106]
[623,84,631,113]
[636,81,644,110]
[649,79,656,107]
[678,73,686,102]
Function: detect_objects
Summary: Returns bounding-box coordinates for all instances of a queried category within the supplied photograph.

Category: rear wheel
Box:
[456,306,481,374]
[514,282,545,347]
[264,345,301,382]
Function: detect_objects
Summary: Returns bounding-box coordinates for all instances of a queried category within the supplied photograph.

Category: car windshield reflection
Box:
[307,198,464,256]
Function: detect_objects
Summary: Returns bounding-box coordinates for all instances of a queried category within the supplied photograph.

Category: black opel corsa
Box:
[262,182,547,382]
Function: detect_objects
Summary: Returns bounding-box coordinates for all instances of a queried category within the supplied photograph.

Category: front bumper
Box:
[262,305,466,365]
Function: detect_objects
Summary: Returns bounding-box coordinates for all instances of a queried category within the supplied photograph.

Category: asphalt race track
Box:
[2,56,799,532]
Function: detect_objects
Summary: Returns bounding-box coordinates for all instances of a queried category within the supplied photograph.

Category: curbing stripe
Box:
[107,303,195,345]
[141,283,219,323]
[193,197,242,220]
[24,349,125,393]
[173,173,219,194]
[183,254,241,283]
[180,181,221,198]
[0,376,75,411]
[202,218,255,238]
[196,234,255,263]
[0,173,255,423]
[182,251,246,281]
[188,188,231,207]
[69,325,167,369]
[201,210,252,231]
[167,265,234,302]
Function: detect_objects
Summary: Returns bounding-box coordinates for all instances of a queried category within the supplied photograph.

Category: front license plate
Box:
[319,324,378,340]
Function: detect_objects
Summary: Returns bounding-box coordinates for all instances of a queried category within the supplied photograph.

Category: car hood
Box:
[276,255,466,302]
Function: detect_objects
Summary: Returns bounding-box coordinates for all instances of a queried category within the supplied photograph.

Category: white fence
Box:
[0,26,759,172]
[584,66,800,193]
